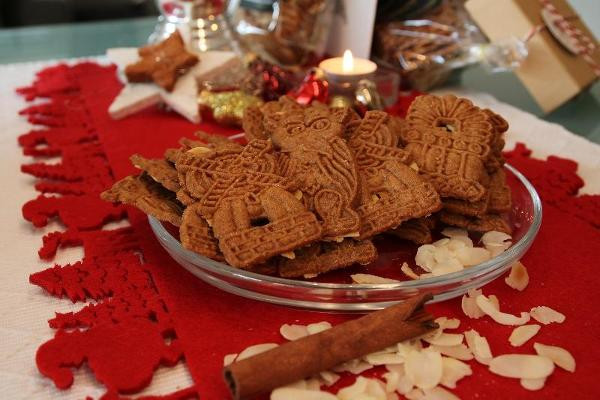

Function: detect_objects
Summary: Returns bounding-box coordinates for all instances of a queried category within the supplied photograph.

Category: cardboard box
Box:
[465,0,599,112]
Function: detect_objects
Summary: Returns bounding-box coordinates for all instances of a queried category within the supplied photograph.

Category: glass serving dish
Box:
[149,163,541,311]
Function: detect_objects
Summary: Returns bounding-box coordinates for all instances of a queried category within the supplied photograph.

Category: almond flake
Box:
[455,246,491,267]
[422,386,461,400]
[223,353,237,366]
[434,317,460,330]
[461,289,485,319]
[405,349,443,390]
[307,321,332,335]
[319,371,340,386]
[464,329,493,365]
[401,263,421,280]
[509,325,541,347]
[441,228,469,238]
[405,388,425,400]
[534,343,576,372]
[440,357,472,389]
[351,273,400,284]
[383,371,400,393]
[365,352,405,366]
[270,388,337,400]
[476,294,530,325]
[333,358,373,375]
[481,231,512,256]
[505,261,529,291]
[520,378,546,391]
[424,333,464,347]
[488,294,500,310]
[530,306,566,325]
[429,344,473,361]
[280,324,309,341]
[384,364,414,394]
[237,343,278,361]
[489,354,555,379]
[337,376,387,400]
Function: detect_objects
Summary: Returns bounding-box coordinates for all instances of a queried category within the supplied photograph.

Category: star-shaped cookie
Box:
[107,33,239,123]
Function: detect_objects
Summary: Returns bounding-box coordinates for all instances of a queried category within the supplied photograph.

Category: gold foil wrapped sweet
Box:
[198,90,263,126]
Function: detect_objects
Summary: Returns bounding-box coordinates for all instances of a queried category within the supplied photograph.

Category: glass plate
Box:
[149,163,542,311]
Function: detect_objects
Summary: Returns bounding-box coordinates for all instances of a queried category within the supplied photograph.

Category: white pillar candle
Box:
[319,50,377,83]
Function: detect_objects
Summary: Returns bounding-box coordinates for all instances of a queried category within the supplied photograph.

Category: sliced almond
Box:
[520,378,546,391]
[223,353,237,366]
[455,246,491,267]
[237,343,278,361]
[429,344,473,361]
[281,251,295,259]
[416,245,437,272]
[441,227,469,238]
[489,354,555,379]
[461,288,485,319]
[351,273,400,284]
[405,388,425,400]
[402,263,421,280]
[534,343,576,372]
[319,371,340,386]
[307,321,332,335]
[440,357,472,389]
[280,324,309,341]
[365,352,405,366]
[530,306,566,325]
[337,377,387,400]
[422,386,461,400]
[424,333,464,347]
[434,317,460,330]
[505,261,529,291]
[488,294,500,310]
[333,358,373,375]
[481,231,512,256]
[405,349,443,390]
[464,329,493,365]
[383,371,400,393]
[476,294,530,325]
[270,387,337,400]
[509,324,541,347]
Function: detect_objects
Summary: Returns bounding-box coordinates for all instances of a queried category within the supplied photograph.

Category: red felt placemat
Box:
[19,62,600,399]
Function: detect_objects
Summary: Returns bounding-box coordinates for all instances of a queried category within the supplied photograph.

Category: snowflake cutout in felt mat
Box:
[17,63,197,400]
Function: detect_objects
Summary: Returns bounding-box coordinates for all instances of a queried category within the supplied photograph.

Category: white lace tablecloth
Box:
[1,60,599,399]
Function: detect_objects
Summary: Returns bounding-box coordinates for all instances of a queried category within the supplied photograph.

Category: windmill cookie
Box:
[349,111,441,239]
[130,154,180,192]
[443,195,489,217]
[402,94,495,202]
[177,139,294,220]
[212,186,322,269]
[101,173,183,226]
[483,109,508,172]
[125,31,198,92]
[439,211,511,234]
[270,105,361,239]
[180,204,221,260]
[388,217,435,245]
[277,239,377,278]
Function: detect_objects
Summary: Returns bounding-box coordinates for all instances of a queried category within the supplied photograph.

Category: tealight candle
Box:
[319,50,378,83]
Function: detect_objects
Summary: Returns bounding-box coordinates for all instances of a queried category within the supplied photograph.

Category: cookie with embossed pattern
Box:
[388,217,435,245]
[101,173,183,226]
[487,168,511,213]
[212,186,322,269]
[439,211,511,234]
[277,239,377,278]
[180,203,221,260]
[402,94,495,202]
[349,111,441,239]
[130,154,180,193]
[270,105,361,239]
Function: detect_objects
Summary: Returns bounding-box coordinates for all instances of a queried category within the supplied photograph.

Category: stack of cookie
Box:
[102,94,512,279]
[400,95,512,234]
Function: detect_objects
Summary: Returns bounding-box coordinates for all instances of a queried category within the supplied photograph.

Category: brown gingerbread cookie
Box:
[439,211,511,234]
[402,94,495,202]
[125,30,198,92]
[349,111,441,239]
[277,239,378,278]
[270,105,361,240]
[101,173,183,226]
[388,217,435,245]
[483,109,508,173]
[487,168,512,213]
[212,186,322,269]
[130,154,180,193]
[180,203,222,260]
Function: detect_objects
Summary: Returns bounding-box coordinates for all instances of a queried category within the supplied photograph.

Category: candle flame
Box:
[342,49,354,73]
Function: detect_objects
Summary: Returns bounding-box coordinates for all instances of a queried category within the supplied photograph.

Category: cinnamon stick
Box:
[223,293,436,400]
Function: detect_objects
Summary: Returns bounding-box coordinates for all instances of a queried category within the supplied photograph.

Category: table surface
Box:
[1,17,599,144]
